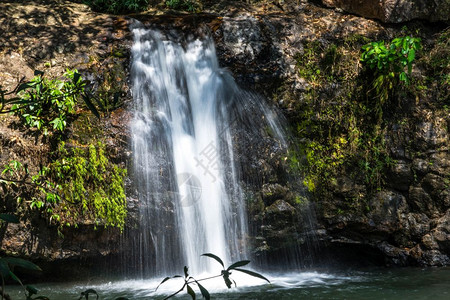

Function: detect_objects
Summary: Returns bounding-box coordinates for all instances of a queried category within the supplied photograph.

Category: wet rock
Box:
[415,119,448,150]
[401,213,430,241]
[422,234,439,250]
[408,186,437,217]
[386,160,412,192]
[321,0,450,23]
[261,183,290,205]
[368,190,408,232]
[432,211,450,252]
[421,250,450,266]
[412,158,430,175]
[377,241,409,266]
[222,15,263,62]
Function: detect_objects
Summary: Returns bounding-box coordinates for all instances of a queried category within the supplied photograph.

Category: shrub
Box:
[11,69,84,135]
[84,0,149,14]
[361,36,422,105]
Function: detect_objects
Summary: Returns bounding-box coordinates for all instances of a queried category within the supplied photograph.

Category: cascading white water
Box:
[129,23,286,277]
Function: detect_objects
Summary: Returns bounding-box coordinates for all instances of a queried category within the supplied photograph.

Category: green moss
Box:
[289,37,394,198]
[49,141,127,230]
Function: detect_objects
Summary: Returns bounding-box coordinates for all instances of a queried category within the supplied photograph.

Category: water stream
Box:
[128,23,286,277]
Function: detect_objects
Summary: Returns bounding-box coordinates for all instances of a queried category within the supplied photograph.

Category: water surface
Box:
[7,267,450,299]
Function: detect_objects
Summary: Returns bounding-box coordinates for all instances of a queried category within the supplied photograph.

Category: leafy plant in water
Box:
[157,253,270,299]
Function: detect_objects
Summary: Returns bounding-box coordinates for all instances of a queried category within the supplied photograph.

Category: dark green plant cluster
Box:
[6,70,84,135]
[165,0,201,12]
[84,0,149,14]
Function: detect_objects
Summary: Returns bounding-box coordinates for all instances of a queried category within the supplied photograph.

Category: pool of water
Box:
[7,267,450,299]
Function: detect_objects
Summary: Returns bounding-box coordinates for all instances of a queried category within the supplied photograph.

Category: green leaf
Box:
[201,253,224,268]
[81,93,100,119]
[0,213,20,223]
[16,83,34,93]
[0,259,11,278]
[221,270,232,288]
[407,49,415,63]
[34,297,50,300]
[26,285,38,296]
[113,92,120,108]
[9,270,23,285]
[73,72,81,85]
[186,284,196,300]
[79,289,98,300]
[155,276,171,291]
[195,281,210,300]
[34,70,44,76]
[227,260,250,271]
[234,268,271,284]
[184,266,189,278]
[3,257,42,271]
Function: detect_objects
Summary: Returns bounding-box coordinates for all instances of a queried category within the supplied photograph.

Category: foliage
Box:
[157,253,270,299]
[290,36,395,202]
[84,0,149,14]
[0,142,127,231]
[0,215,45,300]
[8,70,85,135]
[425,27,450,103]
[78,289,99,300]
[46,142,127,230]
[361,36,422,108]
[165,0,201,12]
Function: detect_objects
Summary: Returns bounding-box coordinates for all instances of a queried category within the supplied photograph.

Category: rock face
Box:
[321,0,450,23]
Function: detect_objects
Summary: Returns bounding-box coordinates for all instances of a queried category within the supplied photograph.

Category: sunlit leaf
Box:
[227,260,250,271]
[234,268,271,284]
[186,284,196,300]
[0,213,20,223]
[201,253,224,268]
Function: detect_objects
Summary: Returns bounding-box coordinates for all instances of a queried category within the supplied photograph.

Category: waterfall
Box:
[129,23,287,277]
